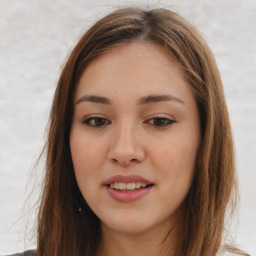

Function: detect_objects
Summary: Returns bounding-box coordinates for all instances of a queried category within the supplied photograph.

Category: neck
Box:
[96,221,182,256]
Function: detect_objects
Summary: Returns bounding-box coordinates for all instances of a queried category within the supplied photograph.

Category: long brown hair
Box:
[36,7,246,256]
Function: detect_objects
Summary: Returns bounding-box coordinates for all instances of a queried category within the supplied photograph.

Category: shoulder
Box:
[3,250,36,256]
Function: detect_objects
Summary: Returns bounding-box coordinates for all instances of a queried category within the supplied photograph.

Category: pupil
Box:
[154,118,165,126]
[95,118,105,126]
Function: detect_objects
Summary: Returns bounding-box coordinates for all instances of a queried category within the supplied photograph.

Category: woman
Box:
[9,6,249,256]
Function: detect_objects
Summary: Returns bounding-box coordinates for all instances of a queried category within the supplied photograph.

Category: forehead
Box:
[74,41,193,105]
[90,41,177,67]
[82,41,180,78]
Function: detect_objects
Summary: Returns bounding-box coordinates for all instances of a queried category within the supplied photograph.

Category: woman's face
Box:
[70,42,201,236]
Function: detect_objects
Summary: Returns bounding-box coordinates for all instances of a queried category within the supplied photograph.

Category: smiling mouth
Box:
[107,182,154,192]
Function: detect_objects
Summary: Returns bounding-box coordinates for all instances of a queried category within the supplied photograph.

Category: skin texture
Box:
[70,42,201,256]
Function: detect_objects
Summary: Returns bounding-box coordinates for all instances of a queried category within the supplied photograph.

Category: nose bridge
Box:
[108,118,144,165]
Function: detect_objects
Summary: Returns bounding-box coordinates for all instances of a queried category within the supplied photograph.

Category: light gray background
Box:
[0,0,255,255]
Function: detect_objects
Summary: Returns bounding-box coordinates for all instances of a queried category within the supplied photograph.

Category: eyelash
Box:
[82,116,176,128]
[83,117,111,127]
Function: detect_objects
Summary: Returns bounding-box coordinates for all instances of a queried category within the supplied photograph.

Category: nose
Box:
[107,123,145,166]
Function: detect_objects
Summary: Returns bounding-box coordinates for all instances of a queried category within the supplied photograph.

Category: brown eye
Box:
[83,117,111,127]
[148,117,175,127]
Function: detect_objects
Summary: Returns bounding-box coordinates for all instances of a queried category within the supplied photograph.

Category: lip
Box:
[103,175,153,185]
[103,175,154,203]
[104,185,154,203]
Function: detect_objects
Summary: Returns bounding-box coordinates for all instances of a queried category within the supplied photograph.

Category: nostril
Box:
[107,142,145,165]
[111,158,137,165]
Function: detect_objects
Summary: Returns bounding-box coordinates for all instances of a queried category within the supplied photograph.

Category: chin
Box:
[100,211,167,237]
[103,222,151,236]
[100,213,149,233]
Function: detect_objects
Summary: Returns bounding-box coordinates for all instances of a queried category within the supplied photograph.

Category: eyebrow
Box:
[138,94,184,105]
[76,95,111,105]
[75,94,185,105]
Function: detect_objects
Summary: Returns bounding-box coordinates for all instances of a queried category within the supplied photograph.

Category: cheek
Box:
[153,137,198,212]
[69,131,108,199]
[70,135,105,209]
[70,133,106,173]
[150,131,199,186]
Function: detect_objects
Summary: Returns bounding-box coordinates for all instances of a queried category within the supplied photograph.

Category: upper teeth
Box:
[109,182,148,190]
